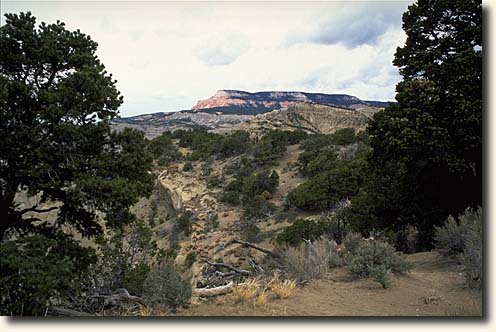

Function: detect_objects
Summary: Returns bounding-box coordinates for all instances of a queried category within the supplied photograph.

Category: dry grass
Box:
[254,291,268,306]
[232,278,260,303]
[269,274,297,299]
[280,237,342,281]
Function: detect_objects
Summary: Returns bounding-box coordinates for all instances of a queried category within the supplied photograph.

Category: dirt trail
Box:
[177,251,482,317]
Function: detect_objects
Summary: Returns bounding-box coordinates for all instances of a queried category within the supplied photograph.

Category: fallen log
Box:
[194,281,234,297]
[206,260,250,275]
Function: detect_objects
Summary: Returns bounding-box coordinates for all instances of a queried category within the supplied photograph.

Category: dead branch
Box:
[46,306,94,316]
[213,270,238,278]
[18,205,59,215]
[218,239,281,259]
[206,260,250,275]
[248,258,265,273]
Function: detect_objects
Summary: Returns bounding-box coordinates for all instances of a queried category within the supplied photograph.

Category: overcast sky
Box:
[2,1,414,117]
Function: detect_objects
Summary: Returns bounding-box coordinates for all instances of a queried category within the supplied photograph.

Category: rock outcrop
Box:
[192,89,389,114]
[216,102,380,136]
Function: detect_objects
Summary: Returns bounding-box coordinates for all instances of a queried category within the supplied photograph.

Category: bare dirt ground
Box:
[176,251,482,317]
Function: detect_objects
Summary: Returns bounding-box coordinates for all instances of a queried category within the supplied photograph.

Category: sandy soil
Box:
[176,251,482,317]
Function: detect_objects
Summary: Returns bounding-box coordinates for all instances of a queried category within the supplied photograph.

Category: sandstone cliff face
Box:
[191,90,386,114]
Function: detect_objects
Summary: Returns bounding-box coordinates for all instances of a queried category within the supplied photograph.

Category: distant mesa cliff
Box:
[191,90,390,114]
[112,90,391,138]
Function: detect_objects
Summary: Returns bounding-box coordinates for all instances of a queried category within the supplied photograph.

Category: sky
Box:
[1,0,415,117]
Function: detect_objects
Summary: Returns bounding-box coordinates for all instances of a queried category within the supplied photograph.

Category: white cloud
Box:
[2,1,414,116]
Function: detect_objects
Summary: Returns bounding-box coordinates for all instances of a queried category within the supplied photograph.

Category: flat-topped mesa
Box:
[191,90,386,115]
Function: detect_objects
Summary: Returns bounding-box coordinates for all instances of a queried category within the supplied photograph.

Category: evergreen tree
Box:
[0,12,154,314]
[351,0,482,248]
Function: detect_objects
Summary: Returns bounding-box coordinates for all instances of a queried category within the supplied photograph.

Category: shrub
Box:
[148,133,183,166]
[276,219,325,247]
[92,219,163,297]
[342,232,363,256]
[183,161,193,172]
[434,207,481,256]
[347,241,412,287]
[435,207,482,289]
[141,264,192,310]
[274,210,298,223]
[329,128,358,146]
[177,211,194,236]
[241,225,263,243]
[287,163,362,211]
[369,265,391,289]
[243,170,279,198]
[280,237,342,281]
[185,251,197,267]
[207,175,222,188]
[221,190,241,206]
[208,213,220,229]
[149,200,158,227]
[242,195,276,220]
[276,215,350,247]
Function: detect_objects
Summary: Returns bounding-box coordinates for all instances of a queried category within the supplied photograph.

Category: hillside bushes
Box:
[434,207,482,289]
[345,238,412,288]
[141,263,192,310]
[148,133,183,166]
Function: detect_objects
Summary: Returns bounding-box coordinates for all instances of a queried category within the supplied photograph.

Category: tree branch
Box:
[217,239,281,259]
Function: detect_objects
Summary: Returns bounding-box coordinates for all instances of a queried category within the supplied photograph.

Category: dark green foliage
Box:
[149,200,157,227]
[207,175,222,188]
[211,130,252,158]
[242,225,263,243]
[141,263,192,310]
[300,134,332,152]
[289,129,369,212]
[0,234,96,315]
[276,219,325,247]
[329,128,358,146]
[298,148,339,177]
[173,128,251,160]
[253,130,304,165]
[274,210,298,223]
[242,170,279,198]
[148,133,183,166]
[177,211,194,236]
[287,158,365,211]
[185,250,197,267]
[0,12,154,239]
[242,195,276,220]
[221,189,241,206]
[222,160,279,219]
[0,12,154,314]
[351,0,482,249]
[183,161,193,172]
[276,215,350,247]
